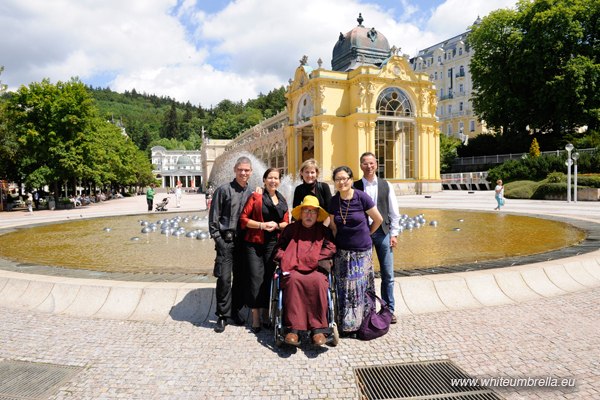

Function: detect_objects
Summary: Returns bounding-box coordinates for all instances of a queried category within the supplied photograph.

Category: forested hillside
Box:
[89,86,287,153]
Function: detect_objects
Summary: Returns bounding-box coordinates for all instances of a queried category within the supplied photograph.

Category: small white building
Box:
[151,146,203,190]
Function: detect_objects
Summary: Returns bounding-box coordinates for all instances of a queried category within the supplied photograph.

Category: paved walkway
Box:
[1,191,599,399]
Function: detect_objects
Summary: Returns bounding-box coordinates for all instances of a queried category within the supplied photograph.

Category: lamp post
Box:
[565,143,574,202]
[572,152,579,203]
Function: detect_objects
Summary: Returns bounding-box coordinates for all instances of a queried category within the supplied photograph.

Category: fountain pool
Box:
[0,209,585,276]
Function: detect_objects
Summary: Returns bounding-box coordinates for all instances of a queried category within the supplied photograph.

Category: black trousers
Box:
[147,198,153,211]
[244,238,277,309]
[213,236,246,318]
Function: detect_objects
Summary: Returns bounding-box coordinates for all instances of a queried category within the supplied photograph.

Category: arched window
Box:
[295,94,313,124]
[375,87,416,179]
[376,87,413,117]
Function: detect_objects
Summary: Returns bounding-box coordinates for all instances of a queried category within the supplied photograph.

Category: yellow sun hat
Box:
[291,195,329,222]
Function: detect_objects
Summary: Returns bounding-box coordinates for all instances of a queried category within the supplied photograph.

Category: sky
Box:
[0,0,518,108]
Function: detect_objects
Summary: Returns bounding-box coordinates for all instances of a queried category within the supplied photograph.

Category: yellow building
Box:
[285,14,441,193]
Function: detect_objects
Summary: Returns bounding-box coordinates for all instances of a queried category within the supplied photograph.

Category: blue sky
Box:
[0,0,518,107]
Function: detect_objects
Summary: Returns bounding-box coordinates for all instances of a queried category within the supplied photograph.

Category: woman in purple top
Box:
[329,166,383,335]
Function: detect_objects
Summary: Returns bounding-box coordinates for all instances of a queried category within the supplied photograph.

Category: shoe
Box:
[391,314,397,324]
[231,312,245,326]
[284,332,299,346]
[251,325,261,334]
[312,333,326,346]
[214,317,226,333]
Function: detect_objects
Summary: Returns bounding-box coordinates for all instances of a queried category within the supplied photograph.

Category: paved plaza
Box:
[1,191,599,399]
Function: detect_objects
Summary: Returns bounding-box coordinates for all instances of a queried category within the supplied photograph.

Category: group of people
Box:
[146,180,184,212]
[209,153,400,346]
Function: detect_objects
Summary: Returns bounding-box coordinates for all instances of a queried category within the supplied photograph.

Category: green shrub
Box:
[505,180,540,199]
[546,172,565,183]
[531,183,567,199]
[577,175,600,188]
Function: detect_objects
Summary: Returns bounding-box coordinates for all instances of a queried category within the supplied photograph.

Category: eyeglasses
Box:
[334,176,350,184]
[302,209,318,215]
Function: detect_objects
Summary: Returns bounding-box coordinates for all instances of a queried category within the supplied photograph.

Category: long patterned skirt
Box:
[333,249,375,332]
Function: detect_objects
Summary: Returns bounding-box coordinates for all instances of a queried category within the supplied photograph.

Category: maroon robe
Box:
[272,222,336,331]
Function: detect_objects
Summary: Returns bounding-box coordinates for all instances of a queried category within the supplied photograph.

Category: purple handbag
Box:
[357,291,393,341]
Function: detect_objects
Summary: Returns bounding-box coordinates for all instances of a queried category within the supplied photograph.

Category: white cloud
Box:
[427,0,518,37]
[0,0,518,106]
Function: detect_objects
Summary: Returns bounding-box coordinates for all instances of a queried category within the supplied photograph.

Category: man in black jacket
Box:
[208,156,253,333]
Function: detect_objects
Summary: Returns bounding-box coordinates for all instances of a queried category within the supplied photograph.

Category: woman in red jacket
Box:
[240,167,290,333]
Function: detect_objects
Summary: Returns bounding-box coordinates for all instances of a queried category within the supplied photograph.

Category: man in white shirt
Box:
[355,152,401,323]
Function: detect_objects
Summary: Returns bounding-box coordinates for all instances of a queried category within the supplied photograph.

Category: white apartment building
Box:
[411,17,488,142]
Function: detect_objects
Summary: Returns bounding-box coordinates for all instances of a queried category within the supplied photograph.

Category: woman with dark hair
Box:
[328,166,383,336]
[292,158,332,210]
[240,167,290,333]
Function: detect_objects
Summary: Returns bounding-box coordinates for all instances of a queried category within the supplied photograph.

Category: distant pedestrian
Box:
[25,193,33,213]
[33,191,40,210]
[494,179,504,210]
[175,180,183,208]
[146,184,155,212]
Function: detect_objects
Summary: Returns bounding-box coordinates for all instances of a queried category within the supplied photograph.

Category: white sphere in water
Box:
[429,220,438,227]
[453,227,461,232]
[457,219,464,223]
[141,227,152,234]
[198,231,209,240]
[103,227,111,232]
[130,237,140,241]
[140,221,149,226]
[186,231,197,238]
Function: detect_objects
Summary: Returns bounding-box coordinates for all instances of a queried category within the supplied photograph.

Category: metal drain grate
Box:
[0,360,82,400]
[354,360,503,400]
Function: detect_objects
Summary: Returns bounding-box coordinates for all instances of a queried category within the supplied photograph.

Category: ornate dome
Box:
[176,155,194,167]
[332,13,391,72]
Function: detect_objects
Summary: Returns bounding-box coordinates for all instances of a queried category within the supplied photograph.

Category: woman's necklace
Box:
[339,194,351,225]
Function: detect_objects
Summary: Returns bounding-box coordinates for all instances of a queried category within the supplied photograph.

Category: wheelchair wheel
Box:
[274,324,284,348]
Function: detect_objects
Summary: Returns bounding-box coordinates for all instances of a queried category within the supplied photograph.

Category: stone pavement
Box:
[1,191,599,399]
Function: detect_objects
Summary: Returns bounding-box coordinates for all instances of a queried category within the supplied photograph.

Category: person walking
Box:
[209,156,254,333]
[354,152,400,324]
[329,166,383,336]
[494,179,504,210]
[25,193,33,213]
[146,184,155,212]
[175,180,183,208]
[239,167,289,333]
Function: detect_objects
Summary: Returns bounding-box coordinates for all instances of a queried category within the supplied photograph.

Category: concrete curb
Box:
[1,250,598,321]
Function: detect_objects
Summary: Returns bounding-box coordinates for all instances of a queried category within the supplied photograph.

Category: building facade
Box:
[151,146,203,189]
[210,14,442,194]
[284,15,440,193]
[410,17,488,143]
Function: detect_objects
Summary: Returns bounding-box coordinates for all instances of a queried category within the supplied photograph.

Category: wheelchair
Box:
[269,263,339,347]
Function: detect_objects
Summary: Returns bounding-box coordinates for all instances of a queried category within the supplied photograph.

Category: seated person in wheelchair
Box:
[272,195,336,346]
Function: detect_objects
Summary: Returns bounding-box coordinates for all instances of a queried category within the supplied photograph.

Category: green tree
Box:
[3,79,98,195]
[529,138,541,157]
[469,0,600,150]
[440,134,463,173]
[161,102,179,139]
